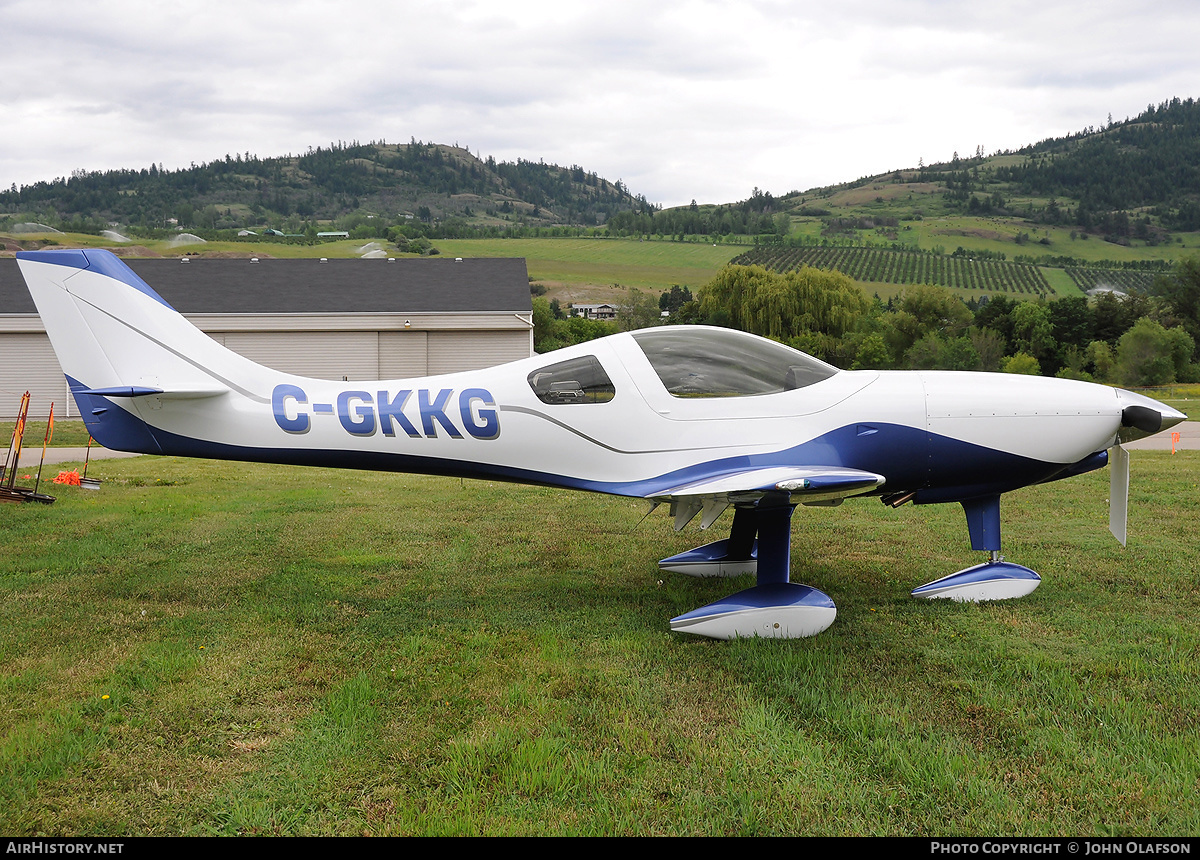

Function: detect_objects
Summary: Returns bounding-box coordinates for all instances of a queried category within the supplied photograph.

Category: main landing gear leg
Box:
[910,494,1041,601]
[667,500,837,639]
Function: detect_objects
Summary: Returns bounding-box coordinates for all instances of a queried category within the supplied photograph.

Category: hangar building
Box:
[0,256,534,419]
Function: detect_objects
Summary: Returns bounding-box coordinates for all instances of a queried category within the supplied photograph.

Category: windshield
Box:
[631,328,837,397]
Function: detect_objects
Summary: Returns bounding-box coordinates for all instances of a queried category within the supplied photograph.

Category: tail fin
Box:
[16,249,269,452]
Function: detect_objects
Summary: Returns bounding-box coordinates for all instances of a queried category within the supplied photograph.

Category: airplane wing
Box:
[646,465,885,530]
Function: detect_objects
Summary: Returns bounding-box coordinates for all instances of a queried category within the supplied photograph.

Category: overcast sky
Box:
[3,0,1197,210]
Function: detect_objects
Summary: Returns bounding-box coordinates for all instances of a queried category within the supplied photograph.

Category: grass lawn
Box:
[1,452,1197,835]
[2,418,96,449]
[1038,267,1082,298]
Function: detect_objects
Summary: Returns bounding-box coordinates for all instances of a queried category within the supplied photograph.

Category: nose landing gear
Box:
[910,494,1041,602]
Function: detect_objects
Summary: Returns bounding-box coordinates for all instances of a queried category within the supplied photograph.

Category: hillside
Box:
[1003,97,1200,230]
[0,140,643,234]
[610,98,1200,275]
[4,99,1200,298]
[791,97,1200,243]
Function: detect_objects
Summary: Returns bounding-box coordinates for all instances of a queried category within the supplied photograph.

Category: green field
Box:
[434,237,738,295]
[901,215,1200,263]
[1,453,1197,835]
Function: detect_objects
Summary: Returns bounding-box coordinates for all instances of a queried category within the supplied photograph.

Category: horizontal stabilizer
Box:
[81,385,228,399]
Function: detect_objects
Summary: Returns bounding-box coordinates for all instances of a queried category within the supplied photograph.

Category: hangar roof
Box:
[0,256,531,316]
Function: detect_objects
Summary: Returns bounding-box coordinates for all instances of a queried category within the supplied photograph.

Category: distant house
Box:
[0,257,534,419]
[317,231,349,239]
[573,303,618,320]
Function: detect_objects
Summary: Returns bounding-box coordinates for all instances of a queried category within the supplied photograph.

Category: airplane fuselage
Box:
[71,327,1130,506]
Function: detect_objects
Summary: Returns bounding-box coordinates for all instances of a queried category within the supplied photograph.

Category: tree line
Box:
[533,260,1200,388]
[921,98,1200,237]
[606,189,789,238]
[1,141,639,232]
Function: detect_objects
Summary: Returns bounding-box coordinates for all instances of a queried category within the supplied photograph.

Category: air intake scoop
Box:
[1121,404,1162,435]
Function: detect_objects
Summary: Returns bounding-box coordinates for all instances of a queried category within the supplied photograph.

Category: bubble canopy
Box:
[631,328,838,398]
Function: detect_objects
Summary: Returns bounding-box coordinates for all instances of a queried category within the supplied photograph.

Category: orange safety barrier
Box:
[54,470,82,486]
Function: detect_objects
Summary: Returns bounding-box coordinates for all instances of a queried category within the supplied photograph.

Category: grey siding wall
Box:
[0,333,75,420]
[379,331,429,378]
[218,331,381,380]
[2,326,533,418]
[428,331,533,374]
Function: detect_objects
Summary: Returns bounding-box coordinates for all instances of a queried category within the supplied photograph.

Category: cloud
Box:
[2,0,1198,208]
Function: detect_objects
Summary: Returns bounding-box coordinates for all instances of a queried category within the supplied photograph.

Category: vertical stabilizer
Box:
[16,249,258,452]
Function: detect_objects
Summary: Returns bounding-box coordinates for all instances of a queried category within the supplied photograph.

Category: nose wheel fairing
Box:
[910,560,1041,601]
[910,493,1042,602]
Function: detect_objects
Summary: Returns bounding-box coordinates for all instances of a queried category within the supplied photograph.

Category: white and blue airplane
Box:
[16,248,1187,639]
